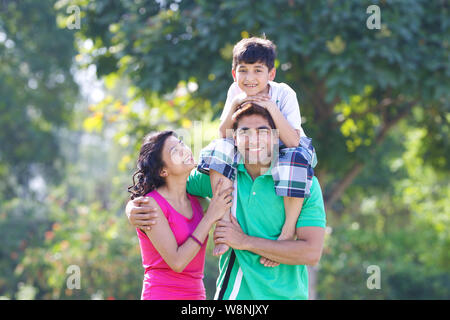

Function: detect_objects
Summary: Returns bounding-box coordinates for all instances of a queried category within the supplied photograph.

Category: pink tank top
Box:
[136,190,207,300]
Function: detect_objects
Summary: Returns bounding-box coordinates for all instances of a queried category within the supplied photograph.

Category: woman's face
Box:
[160,135,195,177]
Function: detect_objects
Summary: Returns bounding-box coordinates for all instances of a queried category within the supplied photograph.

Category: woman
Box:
[128,130,233,300]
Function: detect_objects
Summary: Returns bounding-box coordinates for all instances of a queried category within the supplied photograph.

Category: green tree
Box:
[3,0,446,300]
[0,0,78,195]
[0,0,78,298]
[56,0,449,299]
[319,122,450,299]
[61,0,449,210]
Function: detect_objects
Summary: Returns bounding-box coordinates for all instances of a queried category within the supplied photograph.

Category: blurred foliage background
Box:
[0,0,449,299]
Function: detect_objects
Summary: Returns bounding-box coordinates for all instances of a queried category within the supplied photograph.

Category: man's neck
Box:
[244,163,271,181]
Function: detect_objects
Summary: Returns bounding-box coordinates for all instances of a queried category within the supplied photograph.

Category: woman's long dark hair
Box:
[128,130,175,199]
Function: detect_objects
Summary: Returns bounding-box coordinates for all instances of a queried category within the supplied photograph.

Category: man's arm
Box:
[245,226,325,265]
[126,169,214,230]
[215,176,327,266]
[215,216,325,266]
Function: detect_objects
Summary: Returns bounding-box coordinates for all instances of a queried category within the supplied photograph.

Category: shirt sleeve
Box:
[277,83,305,135]
[220,82,239,122]
[296,176,327,228]
[186,168,213,198]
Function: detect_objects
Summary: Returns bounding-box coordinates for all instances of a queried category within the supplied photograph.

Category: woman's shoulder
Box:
[143,190,158,203]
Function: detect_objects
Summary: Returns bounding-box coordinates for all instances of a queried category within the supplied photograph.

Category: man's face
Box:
[234,114,277,166]
[232,62,276,96]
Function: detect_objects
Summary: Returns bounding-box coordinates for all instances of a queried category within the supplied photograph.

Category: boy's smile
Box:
[232,62,276,96]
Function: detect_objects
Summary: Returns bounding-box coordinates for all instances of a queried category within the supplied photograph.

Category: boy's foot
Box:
[277,225,296,241]
[260,256,280,267]
[213,243,229,256]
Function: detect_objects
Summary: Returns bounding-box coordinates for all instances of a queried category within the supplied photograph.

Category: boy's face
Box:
[232,62,276,96]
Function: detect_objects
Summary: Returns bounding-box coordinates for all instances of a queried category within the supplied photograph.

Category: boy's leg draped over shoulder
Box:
[197,137,238,180]
[272,136,317,240]
[271,136,316,198]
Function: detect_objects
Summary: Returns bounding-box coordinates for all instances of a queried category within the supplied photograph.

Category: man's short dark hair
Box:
[232,103,276,131]
[232,37,277,71]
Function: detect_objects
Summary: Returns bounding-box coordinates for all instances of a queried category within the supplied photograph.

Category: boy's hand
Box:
[230,92,250,111]
[230,92,271,112]
[251,96,277,113]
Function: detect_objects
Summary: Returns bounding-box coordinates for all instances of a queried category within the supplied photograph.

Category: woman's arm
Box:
[144,197,217,273]
[145,182,233,273]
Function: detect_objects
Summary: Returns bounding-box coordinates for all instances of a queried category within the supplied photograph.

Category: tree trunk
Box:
[324,162,364,212]
[323,102,414,211]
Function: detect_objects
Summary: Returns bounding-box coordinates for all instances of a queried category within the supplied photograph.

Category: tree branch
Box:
[331,97,395,130]
[324,101,416,212]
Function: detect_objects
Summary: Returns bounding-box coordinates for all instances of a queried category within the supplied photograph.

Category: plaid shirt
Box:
[198,136,316,198]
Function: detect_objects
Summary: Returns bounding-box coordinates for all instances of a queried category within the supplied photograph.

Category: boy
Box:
[198,37,316,259]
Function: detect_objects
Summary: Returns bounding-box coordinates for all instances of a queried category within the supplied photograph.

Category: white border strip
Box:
[229,267,243,300]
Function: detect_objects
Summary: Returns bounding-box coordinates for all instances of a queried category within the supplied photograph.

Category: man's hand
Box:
[126,196,160,231]
[214,214,248,250]
[214,214,280,267]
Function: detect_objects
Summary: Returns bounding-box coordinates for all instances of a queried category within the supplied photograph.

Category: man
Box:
[126,103,326,299]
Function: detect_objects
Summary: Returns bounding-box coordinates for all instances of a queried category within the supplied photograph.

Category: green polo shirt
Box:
[186,163,326,300]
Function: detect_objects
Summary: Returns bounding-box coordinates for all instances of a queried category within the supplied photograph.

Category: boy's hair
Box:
[232,103,276,131]
[232,37,277,71]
